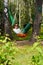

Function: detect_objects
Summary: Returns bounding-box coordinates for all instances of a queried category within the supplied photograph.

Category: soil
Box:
[15,40,43,46]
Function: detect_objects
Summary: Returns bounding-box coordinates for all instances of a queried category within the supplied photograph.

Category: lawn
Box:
[13,45,43,65]
[0,37,43,65]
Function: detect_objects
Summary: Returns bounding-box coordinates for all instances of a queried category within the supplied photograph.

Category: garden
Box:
[0,0,43,65]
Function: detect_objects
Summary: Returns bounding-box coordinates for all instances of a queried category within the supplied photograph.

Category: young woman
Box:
[13,24,26,37]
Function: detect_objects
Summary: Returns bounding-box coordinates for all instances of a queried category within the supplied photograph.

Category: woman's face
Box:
[14,24,18,29]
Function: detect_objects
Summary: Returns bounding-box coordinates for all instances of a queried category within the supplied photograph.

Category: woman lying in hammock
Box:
[13,24,26,37]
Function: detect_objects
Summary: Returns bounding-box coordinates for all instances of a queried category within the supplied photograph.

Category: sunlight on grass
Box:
[13,45,43,65]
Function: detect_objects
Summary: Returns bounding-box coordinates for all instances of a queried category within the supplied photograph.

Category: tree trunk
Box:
[32,13,41,36]
[0,13,4,35]
[4,0,13,40]
[31,0,42,41]
[4,18,13,39]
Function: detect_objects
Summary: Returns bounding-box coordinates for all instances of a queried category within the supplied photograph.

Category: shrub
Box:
[31,36,43,65]
[0,38,19,65]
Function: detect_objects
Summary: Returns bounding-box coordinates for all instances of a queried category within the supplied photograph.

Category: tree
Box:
[0,0,4,35]
[0,0,4,13]
[4,16,13,39]
[31,0,42,41]
[4,0,13,39]
[0,0,13,39]
[23,0,30,25]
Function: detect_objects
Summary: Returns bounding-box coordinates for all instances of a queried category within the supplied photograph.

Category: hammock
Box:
[8,10,16,26]
[13,23,32,37]
[8,10,32,37]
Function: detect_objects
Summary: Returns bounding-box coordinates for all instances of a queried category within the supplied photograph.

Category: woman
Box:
[13,24,26,37]
[13,24,21,34]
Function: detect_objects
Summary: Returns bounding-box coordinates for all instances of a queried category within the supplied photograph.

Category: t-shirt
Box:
[13,28,21,34]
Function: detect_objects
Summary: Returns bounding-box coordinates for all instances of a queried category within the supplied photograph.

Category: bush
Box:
[31,40,43,65]
[0,39,19,65]
[0,0,4,13]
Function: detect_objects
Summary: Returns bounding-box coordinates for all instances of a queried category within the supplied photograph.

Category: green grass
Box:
[0,35,43,65]
[40,26,43,40]
[0,41,43,65]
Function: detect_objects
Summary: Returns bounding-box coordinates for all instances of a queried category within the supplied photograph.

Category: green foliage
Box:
[0,0,4,13]
[0,38,19,65]
[0,35,43,65]
[9,0,35,27]
[31,38,43,65]
[9,2,16,15]
[32,48,43,65]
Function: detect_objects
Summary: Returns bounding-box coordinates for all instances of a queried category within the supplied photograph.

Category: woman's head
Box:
[14,24,18,29]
